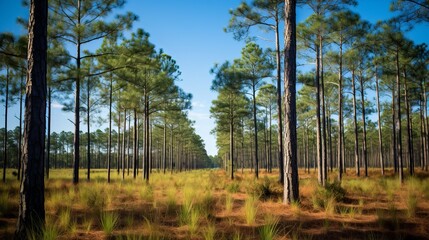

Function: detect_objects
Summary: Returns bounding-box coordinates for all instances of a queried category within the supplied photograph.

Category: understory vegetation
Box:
[1,168,429,239]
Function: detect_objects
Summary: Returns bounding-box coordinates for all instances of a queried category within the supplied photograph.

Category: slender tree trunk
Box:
[352,70,360,176]
[320,35,327,183]
[3,67,9,183]
[133,109,137,178]
[315,44,323,186]
[359,74,368,177]
[230,103,234,180]
[86,77,91,182]
[283,0,299,204]
[18,74,24,180]
[392,82,398,173]
[73,0,81,184]
[395,48,403,183]
[375,68,384,175]
[122,109,126,180]
[404,68,414,175]
[337,41,344,181]
[126,113,130,176]
[16,0,48,236]
[117,111,121,174]
[252,85,259,179]
[107,74,112,183]
[163,120,167,174]
[275,20,284,184]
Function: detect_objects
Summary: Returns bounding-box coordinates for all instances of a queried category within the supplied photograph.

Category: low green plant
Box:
[226,181,240,193]
[42,224,59,240]
[0,191,9,216]
[259,215,279,240]
[58,208,71,231]
[100,211,118,235]
[140,183,154,202]
[233,231,243,240]
[406,192,418,218]
[225,193,234,213]
[81,185,106,213]
[202,223,216,240]
[244,196,258,225]
[290,200,301,217]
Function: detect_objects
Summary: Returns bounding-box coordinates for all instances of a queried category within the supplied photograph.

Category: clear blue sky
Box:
[0,1,428,156]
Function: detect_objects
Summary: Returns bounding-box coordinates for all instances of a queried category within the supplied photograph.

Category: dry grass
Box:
[0,168,429,239]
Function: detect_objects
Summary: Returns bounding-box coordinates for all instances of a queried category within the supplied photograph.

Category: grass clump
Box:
[311,181,346,212]
[100,211,118,235]
[58,208,71,231]
[406,192,418,218]
[203,222,216,240]
[140,183,154,202]
[259,215,279,240]
[80,185,106,213]
[243,196,258,225]
[246,176,276,200]
[226,181,240,193]
[225,193,234,213]
[0,191,9,216]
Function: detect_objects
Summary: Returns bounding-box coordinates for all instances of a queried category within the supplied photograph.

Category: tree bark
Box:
[275,20,284,183]
[3,67,9,183]
[352,70,360,176]
[73,0,81,184]
[107,74,112,183]
[283,0,299,204]
[359,74,368,177]
[395,48,403,183]
[375,68,384,175]
[404,68,414,175]
[16,0,48,237]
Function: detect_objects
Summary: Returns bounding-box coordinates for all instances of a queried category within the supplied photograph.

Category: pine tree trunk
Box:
[16,0,48,236]
[395,48,403,183]
[107,74,112,183]
[337,41,344,181]
[359,74,368,177]
[18,73,24,180]
[86,77,91,182]
[404,68,414,175]
[283,0,299,204]
[3,67,9,183]
[375,68,384,175]
[352,70,360,176]
[252,85,259,179]
[275,19,284,184]
[133,108,138,178]
[73,0,81,184]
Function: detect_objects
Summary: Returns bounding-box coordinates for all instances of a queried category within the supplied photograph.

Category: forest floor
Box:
[1,168,429,240]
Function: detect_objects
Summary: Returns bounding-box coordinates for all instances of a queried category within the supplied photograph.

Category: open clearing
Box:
[1,169,429,239]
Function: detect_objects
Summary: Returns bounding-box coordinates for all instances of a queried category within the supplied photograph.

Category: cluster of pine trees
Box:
[0,0,211,185]
[211,0,428,185]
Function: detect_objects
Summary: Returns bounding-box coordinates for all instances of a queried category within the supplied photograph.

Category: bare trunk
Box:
[73,0,81,184]
[352,70,360,176]
[375,68,384,175]
[275,20,284,184]
[283,0,299,204]
[16,0,48,236]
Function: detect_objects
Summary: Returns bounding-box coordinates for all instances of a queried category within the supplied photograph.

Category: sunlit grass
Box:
[100,211,118,235]
[243,196,258,225]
